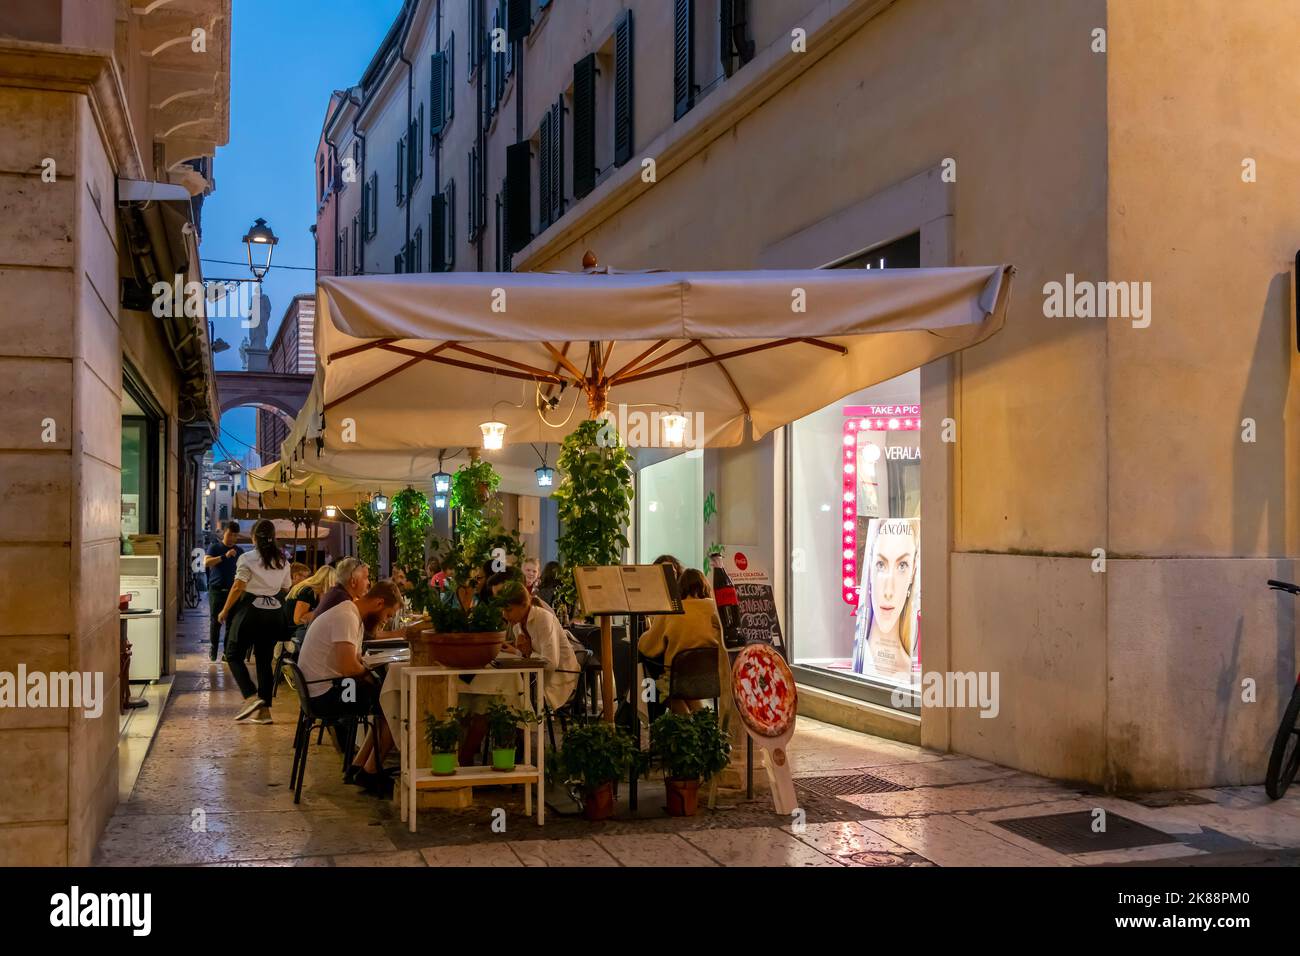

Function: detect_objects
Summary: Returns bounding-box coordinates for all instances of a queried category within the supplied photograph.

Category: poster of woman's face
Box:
[852,517,920,685]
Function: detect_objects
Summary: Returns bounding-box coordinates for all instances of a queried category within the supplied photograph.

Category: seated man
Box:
[296,580,402,787]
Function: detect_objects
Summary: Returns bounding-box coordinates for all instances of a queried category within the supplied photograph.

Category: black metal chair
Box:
[666,646,721,711]
[271,634,300,700]
[283,661,372,804]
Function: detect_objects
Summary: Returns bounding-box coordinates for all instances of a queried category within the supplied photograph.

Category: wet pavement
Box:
[95,607,1300,867]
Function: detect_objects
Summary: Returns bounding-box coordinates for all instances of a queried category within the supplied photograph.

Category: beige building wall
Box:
[0,1,228,863]
[339,0,1298,789]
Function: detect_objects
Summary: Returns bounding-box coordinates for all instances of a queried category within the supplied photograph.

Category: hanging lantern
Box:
[370,493,389,514]
[433,492,449,510]
[662,412,689,447]
[535,465,555,488]
[324,504,338,519]
[432,471,452,495]
[479,421,507,450]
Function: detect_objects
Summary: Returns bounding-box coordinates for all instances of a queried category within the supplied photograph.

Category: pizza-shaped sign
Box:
[732,643,797,739]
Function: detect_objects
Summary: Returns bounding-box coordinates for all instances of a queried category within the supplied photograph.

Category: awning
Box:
[283,264,1013,476]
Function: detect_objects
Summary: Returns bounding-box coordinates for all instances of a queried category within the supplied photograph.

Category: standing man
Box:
[204,520,243,662]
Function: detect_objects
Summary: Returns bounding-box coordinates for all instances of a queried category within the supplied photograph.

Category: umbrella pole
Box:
[601,616,614,722]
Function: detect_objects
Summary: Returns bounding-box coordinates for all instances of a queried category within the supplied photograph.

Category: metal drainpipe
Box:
[475,0,484,272]
[323,134,338,276]
[399,7,414,272]
[434,0,441,210]
[349,91,365,275]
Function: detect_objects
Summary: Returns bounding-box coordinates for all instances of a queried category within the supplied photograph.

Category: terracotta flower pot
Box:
[582,781,616,821]
[412,629,504,669]
[665,777,700,817]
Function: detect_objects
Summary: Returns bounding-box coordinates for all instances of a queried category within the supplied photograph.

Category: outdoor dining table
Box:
[395,658,547,832]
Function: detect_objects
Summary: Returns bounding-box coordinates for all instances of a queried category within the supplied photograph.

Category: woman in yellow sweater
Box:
[638,569,727,715]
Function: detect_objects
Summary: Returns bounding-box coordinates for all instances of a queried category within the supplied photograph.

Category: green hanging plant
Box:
[354,497,383,583]
[391,487,433,576]
[429,459,524,594]
[552,417,634,610]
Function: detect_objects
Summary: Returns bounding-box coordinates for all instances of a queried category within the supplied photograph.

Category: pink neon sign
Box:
[841,405,921,605]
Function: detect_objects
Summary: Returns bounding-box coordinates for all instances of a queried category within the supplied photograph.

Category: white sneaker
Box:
[245,705,272,725]
[234,696,262,721]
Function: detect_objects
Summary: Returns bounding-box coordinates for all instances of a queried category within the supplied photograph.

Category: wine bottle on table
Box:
[710,554,742,648]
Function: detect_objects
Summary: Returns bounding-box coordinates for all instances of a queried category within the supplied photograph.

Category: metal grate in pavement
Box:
[993,810,1179,854]
[794,773,908,797]
[1128,790,1215,809]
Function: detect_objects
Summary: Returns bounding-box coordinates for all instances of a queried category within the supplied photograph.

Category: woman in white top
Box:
[457,579,579,763]
[217,519,291,723]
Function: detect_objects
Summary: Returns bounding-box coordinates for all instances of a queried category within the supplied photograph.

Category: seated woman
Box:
[457,580,578,763]
[637,568,725,715]
[286,565,336,647]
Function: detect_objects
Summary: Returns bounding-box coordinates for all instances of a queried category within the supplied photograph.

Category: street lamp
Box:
[241,217,279,280]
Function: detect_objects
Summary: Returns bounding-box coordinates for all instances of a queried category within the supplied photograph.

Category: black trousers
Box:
[208,585,230,654]
[227,600,285,706]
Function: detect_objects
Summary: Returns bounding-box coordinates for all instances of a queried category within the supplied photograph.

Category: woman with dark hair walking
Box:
[217,518,291,724]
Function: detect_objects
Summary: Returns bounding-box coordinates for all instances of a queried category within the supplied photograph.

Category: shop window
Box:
[121,371,162,546]
[787,232,922,707]
[637,450,703,573]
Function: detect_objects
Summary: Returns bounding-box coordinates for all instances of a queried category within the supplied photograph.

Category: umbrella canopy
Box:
[282,264,1013,475]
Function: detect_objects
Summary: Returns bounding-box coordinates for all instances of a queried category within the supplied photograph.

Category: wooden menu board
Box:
[574,564,682,616]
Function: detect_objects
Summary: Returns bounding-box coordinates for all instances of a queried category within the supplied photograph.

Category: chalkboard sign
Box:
[734,581,784,655]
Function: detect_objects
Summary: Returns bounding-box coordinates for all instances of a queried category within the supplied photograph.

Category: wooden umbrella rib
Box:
[326,338,396,363]
[543,342,588,382]
[378,343,557,383]
[692,340,751,416]
[608,338,669,381]
[616,338,805,385]
[541,341,572,399]
[609,339,700,382]
[798,337,848,354]
[322,341,454,411]
[445,343,567,380]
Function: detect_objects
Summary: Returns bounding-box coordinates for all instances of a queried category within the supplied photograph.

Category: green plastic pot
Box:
[431,752,458,776]
[491,748,517,772]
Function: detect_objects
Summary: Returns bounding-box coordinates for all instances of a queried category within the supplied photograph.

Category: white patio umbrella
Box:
[278,259,1014,720]
[281,261,1012,474]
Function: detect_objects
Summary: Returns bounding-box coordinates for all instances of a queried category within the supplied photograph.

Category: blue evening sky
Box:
[203,0,403,468]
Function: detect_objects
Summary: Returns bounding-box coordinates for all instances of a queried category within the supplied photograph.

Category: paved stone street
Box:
[94,608,1300,867]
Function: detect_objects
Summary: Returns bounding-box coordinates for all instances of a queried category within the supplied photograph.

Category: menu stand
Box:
[573,565,683,813]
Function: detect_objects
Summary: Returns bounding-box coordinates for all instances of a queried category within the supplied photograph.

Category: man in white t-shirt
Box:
[297,581,402,709]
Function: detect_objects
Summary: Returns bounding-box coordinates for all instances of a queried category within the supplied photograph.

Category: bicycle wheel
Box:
[1265,681,1300,799]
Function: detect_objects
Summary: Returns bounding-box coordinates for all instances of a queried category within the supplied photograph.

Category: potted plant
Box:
[552,417,634,611]
[650,709,731,816]
[424,707,465,776]
[485,700,538,772]
[415,597,507,669]
[547,721,636,821]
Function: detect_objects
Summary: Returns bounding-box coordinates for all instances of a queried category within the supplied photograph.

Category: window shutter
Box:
[549,98,563,224]
[572,54,597,200]
[446,34,455,122]
[445,178,456,265]
[429,193,446,272]
[352,214,361,272]
[430,52,445,136]
[468,147,479,239]
[505,140,531,254]
[469,0,480,72]
[396,136,404,203]
[394,252,403,274]
[614,11,634,168]
[369,173,378,234]
[538,110,552,230]
[360,178,369,237]
[506,0,531,43]
[673,0,694,120]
